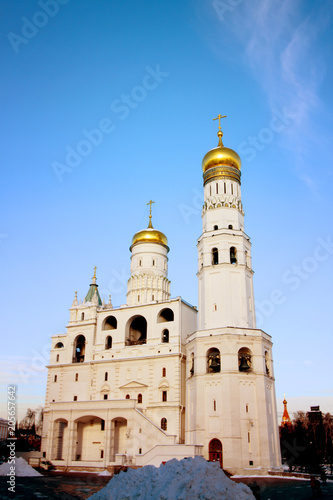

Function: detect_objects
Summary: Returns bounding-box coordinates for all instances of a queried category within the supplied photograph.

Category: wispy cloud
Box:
[204,0,333,189]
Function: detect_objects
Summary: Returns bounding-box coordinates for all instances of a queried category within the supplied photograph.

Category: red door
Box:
[209,439,223,468]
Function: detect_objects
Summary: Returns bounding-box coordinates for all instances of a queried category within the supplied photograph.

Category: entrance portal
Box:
[209,438,223,468]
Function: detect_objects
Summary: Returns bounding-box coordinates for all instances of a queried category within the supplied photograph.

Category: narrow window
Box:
[54,375,57,383]
[105,372,108,381]
[100,450,104,459]
[56,354,59,362]
[212,247,218,265]
[105,336,112,349]
[162,329,169,343]
[138,295,140,302]
[209,185,212,196]
[81,312,84,321]
[224,182,226,194]
[162,391,167,402]
[230,246,237,264]
[161,418,167,431]
[152,259,155,266]
[162,367,166,377]
[139,259,142,267]
[101,420,105,431]
[126,394,130,399]
[138,394,142,404]
[139,448,142,454]
[231,183,233,195]
[246,404,249,413]
[75,373,78,381]
[248,432,251,443]
[213,400,216,412]
[152,294,154,301]
[73,396,77,401]
[214,304,217,311]
[190,353,194,376]
[103,394,108,400]
[216,183,218,194]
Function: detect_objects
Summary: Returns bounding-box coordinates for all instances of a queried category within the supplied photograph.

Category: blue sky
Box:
[1,0,333,420]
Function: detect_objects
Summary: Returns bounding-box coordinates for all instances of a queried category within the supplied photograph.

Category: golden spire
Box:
[213,114,226,147]
[91,266,97,285]
[147,200,155,228]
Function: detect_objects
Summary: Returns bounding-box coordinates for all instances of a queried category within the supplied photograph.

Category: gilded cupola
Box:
[202,115,241,185]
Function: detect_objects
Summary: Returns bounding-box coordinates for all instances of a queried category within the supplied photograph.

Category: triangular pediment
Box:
[119,380,148,389]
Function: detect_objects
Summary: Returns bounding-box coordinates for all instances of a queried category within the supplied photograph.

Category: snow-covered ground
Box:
[0,457,42,477]
[88,456,255,500]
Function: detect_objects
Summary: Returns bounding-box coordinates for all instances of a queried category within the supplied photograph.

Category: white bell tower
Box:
[186,116,282,475]
[197,116,256,331]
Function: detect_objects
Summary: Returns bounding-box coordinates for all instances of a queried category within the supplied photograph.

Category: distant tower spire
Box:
[281,395,291,426]
[85,267,102,306]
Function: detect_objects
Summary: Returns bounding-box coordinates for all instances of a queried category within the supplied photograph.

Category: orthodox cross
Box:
[147,200,155,216]
[213,114,227,132]
[93,266,97,278]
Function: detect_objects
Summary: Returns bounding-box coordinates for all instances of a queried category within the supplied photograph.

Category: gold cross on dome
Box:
[213,114,227,131]
[147,200,155,216]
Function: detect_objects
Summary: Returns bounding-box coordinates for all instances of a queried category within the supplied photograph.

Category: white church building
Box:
[41,119,282,474]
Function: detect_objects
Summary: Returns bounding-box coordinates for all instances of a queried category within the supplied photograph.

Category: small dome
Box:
[202,129,241,173]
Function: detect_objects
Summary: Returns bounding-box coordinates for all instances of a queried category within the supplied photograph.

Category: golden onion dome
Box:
[202,129,241,173]
[131,212,168,250]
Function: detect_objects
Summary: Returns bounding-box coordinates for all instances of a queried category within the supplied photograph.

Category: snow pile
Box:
[98,470,112,476]
[88,457,255,500]
[0,457,42,477]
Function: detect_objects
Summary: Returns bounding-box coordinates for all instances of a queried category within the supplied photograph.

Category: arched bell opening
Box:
[157,308,174,323]
[209,438,223,468]
[212,247,219,265]
[207,348,221,373]
[103,316,117,330]
[125,315,147,346]
[238,347,252,372]
[73,335,86,363]
[230,246,237,264]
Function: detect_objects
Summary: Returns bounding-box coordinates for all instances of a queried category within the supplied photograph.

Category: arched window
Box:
[103,316,117,330]
[125,394,130,399]
[230,246,237,264]
[54,342,64,349]
[138,394,142,404]
[190,353,194,376]
[73,335,86,363]
[214,225,218,230]
[265,351,270,376]
[228,224,233,230]
[81,312,85,321]
[161,418,167,431]
[207,348,221,373]
[126,315,147,345]
[162,367,166,377]
[105,336,112,349]
[162,329,169,343]
[212,248,218,265]
[238,347,252,372]
[157,308,174,323]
